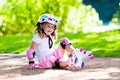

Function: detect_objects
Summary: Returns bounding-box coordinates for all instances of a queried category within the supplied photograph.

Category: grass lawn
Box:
[0,30,120,57]
[0,34,32,54]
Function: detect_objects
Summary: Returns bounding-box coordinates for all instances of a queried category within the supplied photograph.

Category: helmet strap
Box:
[42,29,53,49]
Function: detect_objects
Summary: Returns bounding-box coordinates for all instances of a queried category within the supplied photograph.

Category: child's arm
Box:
[26,41,38,69]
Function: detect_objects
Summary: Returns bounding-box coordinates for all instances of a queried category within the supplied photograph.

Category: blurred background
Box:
[0,0,120,57]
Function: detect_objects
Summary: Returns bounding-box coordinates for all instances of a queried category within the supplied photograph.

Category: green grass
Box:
[0,30,120,57]
[0,34,33,54]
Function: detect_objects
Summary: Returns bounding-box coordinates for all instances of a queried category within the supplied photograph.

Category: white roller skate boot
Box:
[73,48,94,70]
[73,48,84,70]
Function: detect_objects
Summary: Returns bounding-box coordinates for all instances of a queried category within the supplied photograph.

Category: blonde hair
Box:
[35,22,57,40]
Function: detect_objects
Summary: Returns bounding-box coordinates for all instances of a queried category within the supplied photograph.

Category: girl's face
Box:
[43,23,55,36]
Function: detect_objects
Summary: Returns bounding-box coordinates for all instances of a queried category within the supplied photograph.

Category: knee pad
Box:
[60,38,71,49]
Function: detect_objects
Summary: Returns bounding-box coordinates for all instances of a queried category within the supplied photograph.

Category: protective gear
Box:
[42,29,53,49]
[60,38,71,49]
[48,36,53,48]
[38,13,58,28]
[26,48,34,59]
[28,61,36,69]
[37,14,58,49]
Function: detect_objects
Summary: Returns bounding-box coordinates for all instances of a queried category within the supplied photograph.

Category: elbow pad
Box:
[26,48,34,59]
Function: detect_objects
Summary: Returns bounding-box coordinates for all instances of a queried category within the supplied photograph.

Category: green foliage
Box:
[111,5,120,25]
[0,0,102,35]
[0,0,42,35]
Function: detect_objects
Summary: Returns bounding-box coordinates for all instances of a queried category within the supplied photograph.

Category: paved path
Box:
[0,54,120,80]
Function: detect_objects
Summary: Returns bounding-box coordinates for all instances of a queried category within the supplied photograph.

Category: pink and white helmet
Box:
[38,13,58,28]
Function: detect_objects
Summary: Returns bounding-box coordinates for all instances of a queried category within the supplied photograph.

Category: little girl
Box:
[26,13,94,70]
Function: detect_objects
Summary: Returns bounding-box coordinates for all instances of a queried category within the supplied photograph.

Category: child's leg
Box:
[58,38,94,70]
[54,38,76,69]
[53,38,74,69]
